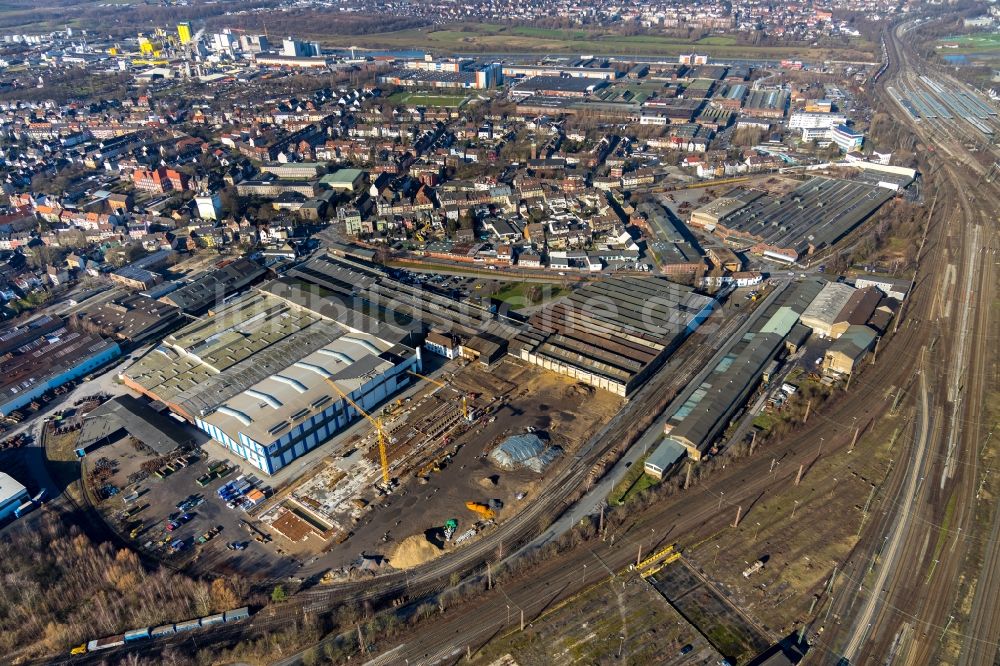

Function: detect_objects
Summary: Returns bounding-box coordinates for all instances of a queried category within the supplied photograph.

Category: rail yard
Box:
[0,4,996,666]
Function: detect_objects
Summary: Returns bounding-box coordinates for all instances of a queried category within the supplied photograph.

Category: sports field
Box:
[937,33,1000,55]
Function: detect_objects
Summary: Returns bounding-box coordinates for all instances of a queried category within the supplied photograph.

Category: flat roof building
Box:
[77,395,195,456]
[0,472,29,521]
[123,288,421,475]
[514,76,609,97]
[644,438,687,480]
[75,293,182,343]
[708,177,894,262]
[0,321,120,416]
[689,188,764,230]
[159,258,267,314]
[321,168,367,193]
[511,277,714,396]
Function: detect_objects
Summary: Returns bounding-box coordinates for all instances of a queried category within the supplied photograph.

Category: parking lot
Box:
[93,435,301,582]
[395,270,484,300]
[80,353,621,583]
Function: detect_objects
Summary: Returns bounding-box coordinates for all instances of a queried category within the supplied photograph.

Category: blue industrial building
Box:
[0,318,121,416]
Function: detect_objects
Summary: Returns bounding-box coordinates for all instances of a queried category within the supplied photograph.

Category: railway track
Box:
[358,272,935,664]
[39,21,996,666]
[814,18,999,665]
[47,293,756,665]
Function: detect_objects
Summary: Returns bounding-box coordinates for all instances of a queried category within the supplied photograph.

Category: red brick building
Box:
[133,167,190,194]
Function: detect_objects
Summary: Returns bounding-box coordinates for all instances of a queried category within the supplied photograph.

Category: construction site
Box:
[252,357,622,572]
[90,247,631,577]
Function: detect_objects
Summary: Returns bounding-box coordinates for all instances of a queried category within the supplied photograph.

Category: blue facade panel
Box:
[196,350,420,475]
[0,342,121,416]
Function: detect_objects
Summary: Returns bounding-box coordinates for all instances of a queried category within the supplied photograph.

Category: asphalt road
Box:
[50,278,758,665]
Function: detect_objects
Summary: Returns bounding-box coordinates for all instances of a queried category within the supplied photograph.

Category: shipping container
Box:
[201,613,225,627]
[174,619,201,632]
[245,489,266,506]
[123,628,150,642]
[150,624,176,638]
[224,607,250,623]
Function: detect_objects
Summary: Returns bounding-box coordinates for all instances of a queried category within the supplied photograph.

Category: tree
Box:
[271,585,287,604]
[210,578,240,611]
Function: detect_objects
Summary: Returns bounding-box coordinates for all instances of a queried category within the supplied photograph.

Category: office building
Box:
[788,111,848,129]
[177,22,193,45]
[831,124,865,152]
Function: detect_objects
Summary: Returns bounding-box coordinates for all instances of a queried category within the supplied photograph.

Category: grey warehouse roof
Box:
[78,395,195,455]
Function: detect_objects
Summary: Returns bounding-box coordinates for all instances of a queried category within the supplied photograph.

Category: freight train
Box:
[70,607,250,655]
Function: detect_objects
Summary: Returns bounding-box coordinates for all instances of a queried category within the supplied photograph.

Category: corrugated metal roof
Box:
[645,438,686,473]
[760,306,799,336]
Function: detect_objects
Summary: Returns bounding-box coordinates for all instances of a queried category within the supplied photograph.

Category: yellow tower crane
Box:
[407,369,446,389]
[323,378,390,485]
[407,370,474,421]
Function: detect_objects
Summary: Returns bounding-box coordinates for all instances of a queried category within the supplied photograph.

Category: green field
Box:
[607,452,658,505]
[937,32,1000,55]
[492,281,567,309]
[385,91,471,107]
[326,22,875,61]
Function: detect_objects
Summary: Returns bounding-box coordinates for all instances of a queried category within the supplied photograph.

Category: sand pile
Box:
[391,534,443,569]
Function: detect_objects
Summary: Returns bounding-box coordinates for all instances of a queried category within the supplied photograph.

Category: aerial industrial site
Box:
[0,1,996,664]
